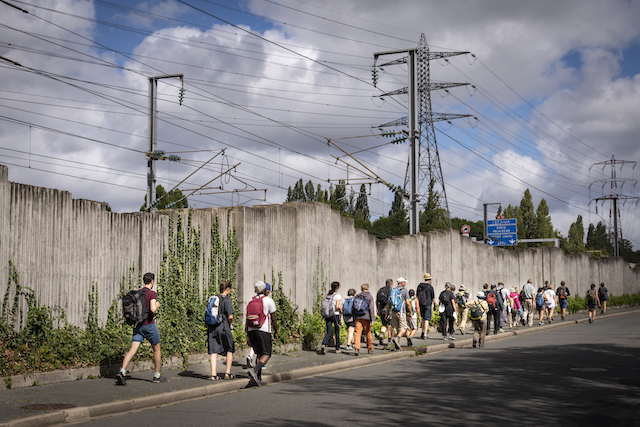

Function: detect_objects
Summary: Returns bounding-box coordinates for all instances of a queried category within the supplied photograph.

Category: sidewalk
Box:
[1,306,637,427]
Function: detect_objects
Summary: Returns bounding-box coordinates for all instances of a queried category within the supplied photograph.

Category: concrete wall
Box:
[1,163,639,328]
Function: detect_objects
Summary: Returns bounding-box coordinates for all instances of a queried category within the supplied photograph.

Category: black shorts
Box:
[247,330,272,357]
[420,304,432,321]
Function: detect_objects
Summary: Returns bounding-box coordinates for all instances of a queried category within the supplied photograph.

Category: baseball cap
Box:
[265,283,271,292]
[254,281,266,294]
[397,277,406,283]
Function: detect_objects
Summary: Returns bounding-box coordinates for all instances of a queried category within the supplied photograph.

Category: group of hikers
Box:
[114,272,611,386]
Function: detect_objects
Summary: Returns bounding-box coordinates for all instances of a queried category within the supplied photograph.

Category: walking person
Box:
[498,282,510,331]
[416,273,435,339]
[320,281,343,354]
[246,281,278,387]
[116,272,164,385]
[509,287,521,328]
[543,284,557,323]
[207,281,236,380]
[486,284,501,334]
[438,283,457,340]
[352,283,376,356]
[466,292,489,348]
[536,287,545,325]
[386,277,412,349]
[522,279,536,327]
[343,288,357,350]
[405,289,420,345]
[586,284,601,323]
[598,283,609,315]
[556,281,571,321]
[376,279,393,346]
[455,285,469,335]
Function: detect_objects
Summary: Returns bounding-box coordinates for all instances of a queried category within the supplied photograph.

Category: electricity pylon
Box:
[589,155,638,256]
[374,34,470,234]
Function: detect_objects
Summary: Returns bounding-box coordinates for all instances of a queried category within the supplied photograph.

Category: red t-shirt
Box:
[141,287,157,325]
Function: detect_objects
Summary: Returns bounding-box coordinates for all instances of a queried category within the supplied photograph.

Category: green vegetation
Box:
[140,184,189,211]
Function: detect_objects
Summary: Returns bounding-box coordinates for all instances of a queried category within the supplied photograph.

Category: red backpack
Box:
[486,291,497,309]
[245,295,267,330]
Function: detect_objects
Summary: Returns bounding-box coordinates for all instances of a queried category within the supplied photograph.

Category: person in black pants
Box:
[439,283,457,340]
[485,284,501,335]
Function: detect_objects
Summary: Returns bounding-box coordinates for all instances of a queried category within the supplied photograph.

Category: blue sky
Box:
[1,0,639,249]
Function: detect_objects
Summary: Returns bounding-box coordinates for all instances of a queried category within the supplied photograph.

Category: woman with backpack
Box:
[536,287,545,325]
[586,283,601,323]
[543,284,557,324]
[320,281,343,354]
[343,289,357,351]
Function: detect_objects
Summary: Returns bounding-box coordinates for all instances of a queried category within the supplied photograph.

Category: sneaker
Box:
[368,349,374,354]
[392,338,401,350]
[589,318,593,323]
[448,335,456,340]
[539,321,544,325]
[499,328,505,333]
[354,348,359,356]
[335,349,342,354]
[460,330,465,335]
[443,336,449,341]
[247,368,263,387]
[407,337,413,347]
[246,356,253,369]
[115,372,126,386]
[561,316,565,321]
[320,344,326,355]
[548,320,552,324]
[152,376,167,383]
[345,345,354,350]
[379,338,384,346]
[420,333,425,340]
[472,339,477,348]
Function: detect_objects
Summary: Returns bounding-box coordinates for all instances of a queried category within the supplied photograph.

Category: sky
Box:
[1,0,639,249]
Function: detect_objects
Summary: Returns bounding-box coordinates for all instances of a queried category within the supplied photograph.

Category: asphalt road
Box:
[72,313,640,426]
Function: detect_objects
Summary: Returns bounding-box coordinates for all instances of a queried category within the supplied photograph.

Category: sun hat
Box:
[423,273,432,280]
[459,285,466,291]
[397,277,407,283]
[477,291,485,298]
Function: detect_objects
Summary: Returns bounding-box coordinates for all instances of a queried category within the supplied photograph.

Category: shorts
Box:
[406,317,417,330]
[536,305,543,312]
[379,309,390,326]
[247,330,272,356]
[588,303,598,309]
[132,323,161,345]
[391,311,407,333]
[420,304,432,322]
[345,320,356,328]
[559,299,568,309]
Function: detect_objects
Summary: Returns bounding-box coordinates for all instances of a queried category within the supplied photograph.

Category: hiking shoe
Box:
[472,339,477,348]
[407,337,413,347]
[354,348,359,356]
[115,372,126,386]
[589,318,593,323]
[320,344,326,355]
[379,338,384,346]
[368,349,374,354]
[247,368,263,387]
[392,338,401,350]
[152,376,167,383]
[246,356,253,369]
[448,335,456,340]
[335,348,342,354]
[420,333,425,340]
[460,330,465,335]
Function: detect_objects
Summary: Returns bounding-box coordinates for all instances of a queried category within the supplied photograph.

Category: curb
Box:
[2,309,638,427]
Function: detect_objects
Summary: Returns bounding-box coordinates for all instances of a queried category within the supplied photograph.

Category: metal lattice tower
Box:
[375,34,470,233]
[589,155,638,256]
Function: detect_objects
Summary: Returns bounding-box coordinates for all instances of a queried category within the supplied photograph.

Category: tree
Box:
[536,198,555,246]
[140,185,188,211]
[353,184,371,230]
[329,180,350,215]
[286,179,306,202]
[420,178,448,232]
[566,215,585,252]
[519,189,537,240]
[451,217,484,241]
[369,190,408,238]
[586,221,613,256]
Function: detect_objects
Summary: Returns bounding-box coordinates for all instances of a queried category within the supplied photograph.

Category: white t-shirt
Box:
[543,289,556,309]
[247,295,277,334]
[332,293,342,314]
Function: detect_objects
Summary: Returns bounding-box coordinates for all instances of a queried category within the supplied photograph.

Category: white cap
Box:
[397,277,407,283]
[254,281,266,294]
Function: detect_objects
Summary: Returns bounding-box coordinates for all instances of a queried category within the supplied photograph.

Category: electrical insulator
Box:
[150,150,165,159]
[167,155,181,162]
[371,67,378,87]
[391,137,407,145]
[179,88,185,105]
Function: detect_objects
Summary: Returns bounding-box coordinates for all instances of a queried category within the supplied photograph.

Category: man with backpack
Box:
[556,281,571,321]
[352,283,376,356]
[485,284,502,335]
[416,273,435,339]
[376,279,393,346]
[598,283,609,315]
[385,277,412,349]
[116,272,164,385]
[342,289,357,351]
[455,285,469,335]
[586,283,601,323]
[246,281,278,387]
[521,279,536,327]
[206,281,235,381]
[466,292,489,348]
[439,283,457,340]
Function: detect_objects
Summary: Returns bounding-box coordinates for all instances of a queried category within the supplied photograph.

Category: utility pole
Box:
[147,74,184,211]
[374,34,470,234]
[483,202,501,244]
[589,155,638,256]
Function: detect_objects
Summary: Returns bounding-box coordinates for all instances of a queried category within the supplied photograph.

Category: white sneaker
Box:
[345,345,354,350]
[246,356,253,369]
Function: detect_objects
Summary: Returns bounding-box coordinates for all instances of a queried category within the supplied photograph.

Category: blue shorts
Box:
[132,323,161,345]
[559,299,568,309]
[588,303,598,309]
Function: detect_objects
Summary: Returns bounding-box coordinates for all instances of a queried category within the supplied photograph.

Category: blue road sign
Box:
[487,218,517,246]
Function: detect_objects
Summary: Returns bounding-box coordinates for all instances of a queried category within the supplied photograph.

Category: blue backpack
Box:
[342,297,354,316]
[390,288,403,312]
[205,296,220,326]
[353,295,369,316]
[536,293,544,307]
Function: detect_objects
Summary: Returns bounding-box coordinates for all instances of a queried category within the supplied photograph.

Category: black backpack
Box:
[417,283,431,306]
[377,286,391,312]
[123,289,148,326]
